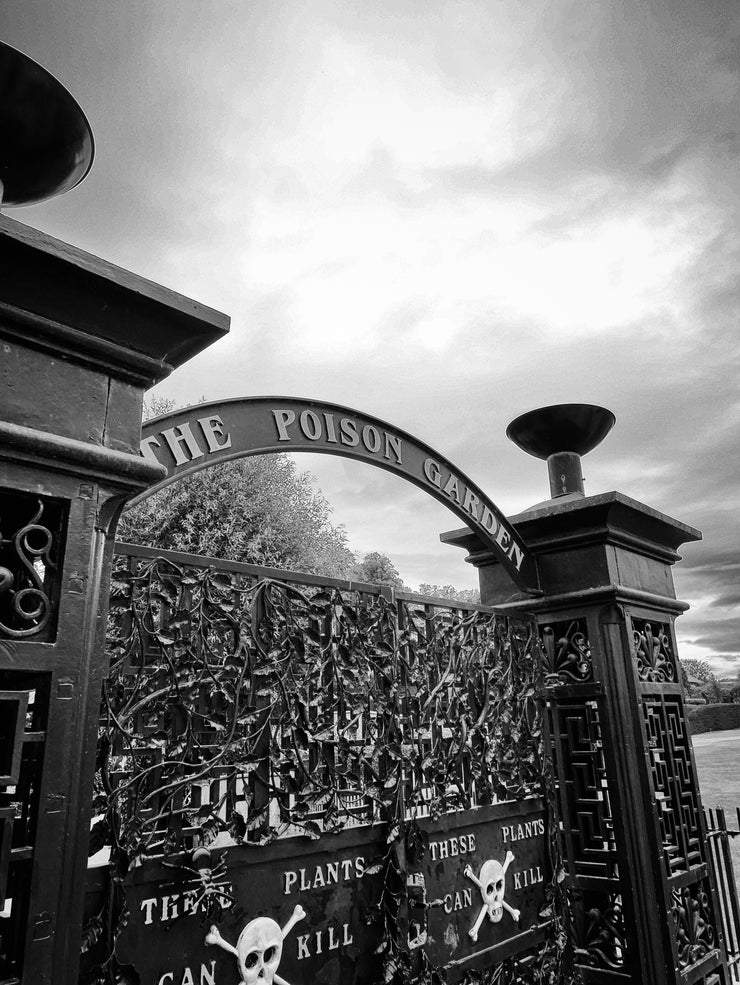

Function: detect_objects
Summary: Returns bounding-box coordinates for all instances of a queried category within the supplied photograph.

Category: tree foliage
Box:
[418,583,481,604]
[680,658,722,702]
[681,658,715,683]
[126,397,356,577]
[353,551,406,589]
[118,456,357,579]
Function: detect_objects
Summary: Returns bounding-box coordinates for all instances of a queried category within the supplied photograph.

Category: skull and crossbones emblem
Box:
[206,904,305,985]
[464,851,520,941]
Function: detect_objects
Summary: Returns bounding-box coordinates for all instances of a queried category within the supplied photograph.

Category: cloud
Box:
[712,593,740,609]
[3,0,738,668]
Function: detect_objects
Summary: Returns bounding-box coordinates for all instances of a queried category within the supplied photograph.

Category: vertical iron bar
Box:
[718,808,740,965]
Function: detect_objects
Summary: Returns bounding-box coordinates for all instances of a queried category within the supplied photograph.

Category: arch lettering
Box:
[132,397,539,593]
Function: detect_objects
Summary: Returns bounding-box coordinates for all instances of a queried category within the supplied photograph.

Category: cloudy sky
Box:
[2,0,738,674]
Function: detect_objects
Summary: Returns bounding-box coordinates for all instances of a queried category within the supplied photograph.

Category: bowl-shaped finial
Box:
[0,42,94,208]
[506,404,616,499]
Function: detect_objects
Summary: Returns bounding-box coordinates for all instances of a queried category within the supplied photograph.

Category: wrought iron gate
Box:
[80,543,567,985]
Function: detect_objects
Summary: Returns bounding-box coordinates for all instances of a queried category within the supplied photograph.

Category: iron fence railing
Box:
[704,806,740,984]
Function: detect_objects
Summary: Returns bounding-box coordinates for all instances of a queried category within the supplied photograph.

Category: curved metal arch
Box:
[130,396,539,594]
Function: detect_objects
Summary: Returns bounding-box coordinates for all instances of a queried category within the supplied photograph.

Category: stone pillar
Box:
[443,491,729,984]
[0,215,228,984]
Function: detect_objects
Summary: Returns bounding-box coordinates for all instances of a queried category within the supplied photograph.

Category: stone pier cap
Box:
[441,490,702,608]
[0,215,230,385]
[0,215,230,471]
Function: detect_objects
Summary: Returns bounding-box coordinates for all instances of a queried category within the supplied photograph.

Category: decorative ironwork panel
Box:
[540,620,593,685]
[671,879,717,970]
[573,891,627,972]
[0,490,65,642]
[632,619,678,684]
[100,551,545,858]
[548,697,619,881]
[642,696,702,875]
[83,547,569,984]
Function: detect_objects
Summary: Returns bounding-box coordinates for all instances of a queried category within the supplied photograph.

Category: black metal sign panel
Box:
[116,824,386,985]
[411,799,549,980]
[114,799,549,984]
[133,397,539,594]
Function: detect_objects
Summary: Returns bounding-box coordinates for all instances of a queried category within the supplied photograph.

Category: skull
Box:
[235,917,283,984]
[464,852,518,941]
[478,858,506,922]
[207,903,304,985]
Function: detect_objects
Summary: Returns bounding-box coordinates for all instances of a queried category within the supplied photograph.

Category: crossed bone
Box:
[464,851,520,942]
[206,904,305,985]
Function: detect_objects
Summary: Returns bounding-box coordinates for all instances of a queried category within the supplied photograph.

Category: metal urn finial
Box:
[0,41,94,208]
[506,404,616,500]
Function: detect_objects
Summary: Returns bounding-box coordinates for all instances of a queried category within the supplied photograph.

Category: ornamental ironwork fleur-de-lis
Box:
[672,884,715,969]
[633,621,676,683]
[575,895,627,971]
[540,621,593,685]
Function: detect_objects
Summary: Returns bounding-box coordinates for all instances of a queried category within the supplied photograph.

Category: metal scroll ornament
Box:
[0,498,57,638]
[633,620,676,683]
[574,893,627,970]
[672,883,715,969]
[540,621,592,685]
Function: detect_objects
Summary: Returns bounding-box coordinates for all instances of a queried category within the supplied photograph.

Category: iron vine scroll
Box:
[84,549,573,985]
[0,491,63,640]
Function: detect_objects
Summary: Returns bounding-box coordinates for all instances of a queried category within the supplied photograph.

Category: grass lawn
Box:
[692,729,740,892]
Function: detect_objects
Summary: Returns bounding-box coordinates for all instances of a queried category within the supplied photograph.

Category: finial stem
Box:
[547,451,584,498]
